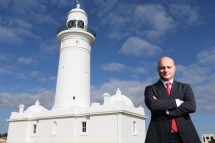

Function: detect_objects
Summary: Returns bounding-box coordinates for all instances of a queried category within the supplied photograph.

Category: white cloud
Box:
[92,2,200,41]
[94,2,176,40]
[194,83,215,113]
[38,76,56,82]
[93,0,119,18]
[170,4,199,26]
[0,89,54,110]
[0,68,12,76]
[197,46,215,65]
[176,64,210,85]
[101,62,128,72]
[16,27,40,40]
[30,71,41,77]
[108,31,129,41]
[0,0,57,44]
[17,57,35,65]
[10,18,33,30]
[0,26,22,43]
[135,4,176,39]
[99,62,147,80]
[132,67,146,74]
[6,0,47,19]
[176,46,215,85]
[39,39,58,55]
[0,25,39,43]
[120,37,162,57]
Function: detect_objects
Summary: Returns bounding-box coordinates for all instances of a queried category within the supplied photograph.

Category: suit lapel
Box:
[170,80,178,97]
[156,80,169,97]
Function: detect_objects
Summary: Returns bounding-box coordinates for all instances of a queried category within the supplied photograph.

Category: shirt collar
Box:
[160,79,174,87]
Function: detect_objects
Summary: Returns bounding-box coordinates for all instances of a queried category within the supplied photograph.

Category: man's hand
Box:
[176,99,184,107]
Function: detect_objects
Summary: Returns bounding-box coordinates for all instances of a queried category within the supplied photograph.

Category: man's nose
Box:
[164,67,168,71]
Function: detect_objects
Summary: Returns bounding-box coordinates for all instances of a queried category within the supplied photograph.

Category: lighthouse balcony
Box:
[57,25,96,38]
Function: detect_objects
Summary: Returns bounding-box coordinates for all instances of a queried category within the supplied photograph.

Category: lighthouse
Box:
[53,3,96,109]
[7,2,146,143]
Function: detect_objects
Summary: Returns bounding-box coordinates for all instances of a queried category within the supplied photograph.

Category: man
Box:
[144,56,201,143]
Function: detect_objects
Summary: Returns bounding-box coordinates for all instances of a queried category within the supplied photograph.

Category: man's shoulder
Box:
[146,80,162,88]
[174,80,191,88]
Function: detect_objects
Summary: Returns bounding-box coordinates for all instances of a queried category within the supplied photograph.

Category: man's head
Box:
[157,56,176,81]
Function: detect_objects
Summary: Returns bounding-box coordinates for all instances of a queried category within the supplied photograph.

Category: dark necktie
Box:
[166,82,178,132]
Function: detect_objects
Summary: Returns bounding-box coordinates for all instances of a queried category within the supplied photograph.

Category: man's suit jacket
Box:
[144,80,201,143]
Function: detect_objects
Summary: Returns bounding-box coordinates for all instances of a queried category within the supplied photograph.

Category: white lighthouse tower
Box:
[53,3,96,109]
[7,2,146,143]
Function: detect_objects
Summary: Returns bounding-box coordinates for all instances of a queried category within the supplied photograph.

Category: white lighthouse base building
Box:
[7,89,146,143]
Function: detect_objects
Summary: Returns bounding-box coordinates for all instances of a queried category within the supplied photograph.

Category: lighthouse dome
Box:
[66,4,88,29]
[108,88,134,107]
[25,100,47,113]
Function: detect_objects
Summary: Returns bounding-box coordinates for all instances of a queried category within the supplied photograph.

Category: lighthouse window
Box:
[33,124,37,135]
[67,20,84,28]
[82,121,87,133]
[52,121,58,135]
[132,121,137,135]
[68,20,76,28]
[77,20,84,28]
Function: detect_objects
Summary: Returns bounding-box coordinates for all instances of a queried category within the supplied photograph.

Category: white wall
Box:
[7,121,29,142]
[7,111,146,143]
[86,114,118,143]
[120,114,146,143]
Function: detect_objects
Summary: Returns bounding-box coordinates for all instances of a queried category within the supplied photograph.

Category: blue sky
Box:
[0,0,215,135]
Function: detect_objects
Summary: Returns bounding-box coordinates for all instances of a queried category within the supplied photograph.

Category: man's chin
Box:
[161,77,172,81]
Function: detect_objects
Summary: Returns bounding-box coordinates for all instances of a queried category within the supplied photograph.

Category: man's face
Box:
[157,57,176,81]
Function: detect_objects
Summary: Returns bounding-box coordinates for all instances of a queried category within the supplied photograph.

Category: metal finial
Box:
[76,0,79,4]
[35,100,40,105]
[73,0,80,7]
[116,88,121,95]
[76,0,81,8]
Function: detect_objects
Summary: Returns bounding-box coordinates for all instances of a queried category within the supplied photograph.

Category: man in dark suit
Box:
[144,56,201,143]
